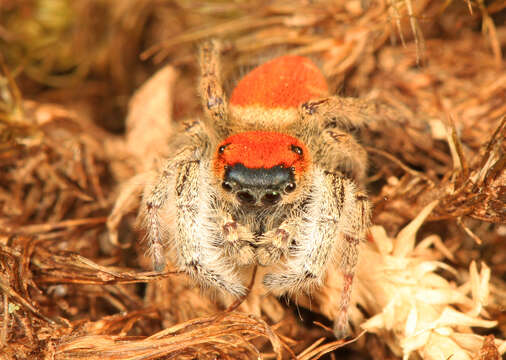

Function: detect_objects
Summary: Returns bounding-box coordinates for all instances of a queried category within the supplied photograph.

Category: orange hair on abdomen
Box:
[230,56,329,109]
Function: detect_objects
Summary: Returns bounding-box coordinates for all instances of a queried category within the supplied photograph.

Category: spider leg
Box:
[333,188,369,338]
[199,39,229,137]
[300,96,377,132]
[141,155,176,272]
[107,172,154,248]
[141,148,246,296]
[173,159,246,296]
[262,171,342,292]
[316,128,368,184]
[263,170,369,338]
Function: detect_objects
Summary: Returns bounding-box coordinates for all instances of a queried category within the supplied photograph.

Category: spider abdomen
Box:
[230,56,328,109]
[229,56,329,127]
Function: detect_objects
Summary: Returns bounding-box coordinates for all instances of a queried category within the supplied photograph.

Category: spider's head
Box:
[213,131,310,207]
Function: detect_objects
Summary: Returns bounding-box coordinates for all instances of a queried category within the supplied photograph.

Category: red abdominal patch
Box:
[229,56,329,109]
[213,131,310,177]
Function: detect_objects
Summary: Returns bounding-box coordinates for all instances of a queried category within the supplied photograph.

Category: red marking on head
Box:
[230,56,328,109]
[213,131,310,178]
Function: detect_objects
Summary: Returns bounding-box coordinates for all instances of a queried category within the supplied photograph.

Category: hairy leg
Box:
[262,170,343,292]
[141,151,187,272]
[299,96,376,132]
[316,128,368,184]
[295,96,369,183]
[174,159,247,296]
[333,188,369,338]
[198,39,229,137]
[263,170,370,338]
[141,146,246,296]
[107,172,154,248]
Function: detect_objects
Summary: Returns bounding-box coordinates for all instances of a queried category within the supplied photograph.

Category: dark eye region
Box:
[218,144,229,154]
[221,163,297,206]
[291,144,303,155]
[219,142,303,159]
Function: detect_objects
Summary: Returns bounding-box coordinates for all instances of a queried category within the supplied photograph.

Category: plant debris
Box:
[1,1,505,359]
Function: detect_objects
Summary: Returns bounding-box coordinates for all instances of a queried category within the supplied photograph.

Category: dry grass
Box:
[0,0,505,359]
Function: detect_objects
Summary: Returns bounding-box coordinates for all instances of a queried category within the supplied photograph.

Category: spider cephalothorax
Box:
[213,131,310,207]
[138,40,371,338]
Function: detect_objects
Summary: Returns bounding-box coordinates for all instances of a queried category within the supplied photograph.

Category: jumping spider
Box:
[129,40,374,338]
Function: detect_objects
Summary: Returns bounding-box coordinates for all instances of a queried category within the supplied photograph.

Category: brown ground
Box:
[0,1,505,359]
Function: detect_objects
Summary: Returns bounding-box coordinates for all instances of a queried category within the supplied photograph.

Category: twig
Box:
[16,217,107,234]
[365,146,435,186]
[225,266,258,313]
[297,330,366,360]
[457,217,483,245]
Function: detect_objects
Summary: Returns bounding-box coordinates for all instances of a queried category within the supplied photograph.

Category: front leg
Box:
[262,170,343,292]
[174,160,247,296]
[142,154,247,297]
[263,170,370,338]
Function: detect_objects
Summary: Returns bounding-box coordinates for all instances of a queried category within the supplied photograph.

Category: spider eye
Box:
[218,145,227,154]
[222,181,233,192]
[291,145,303,155]
[285,182,296,193]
